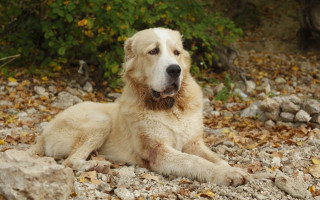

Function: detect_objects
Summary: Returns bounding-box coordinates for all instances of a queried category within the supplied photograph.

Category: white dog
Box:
[28,28,249,186]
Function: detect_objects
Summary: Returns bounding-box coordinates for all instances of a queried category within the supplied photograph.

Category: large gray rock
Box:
[260,98,280,113]
[0,149,74,200]
[281,99,300,114]
[52,91,83,109]
[280,112,295,122]
[303,99,320,114]
[311,113,320,124]
[274,172,310,199]
[295,109,311,122]
[240,101,262,118]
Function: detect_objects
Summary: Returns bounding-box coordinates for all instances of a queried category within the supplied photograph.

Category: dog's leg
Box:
[27,135,45,156]
[146,144,248,186]
[63,135,111,173]
[182,138,250,185]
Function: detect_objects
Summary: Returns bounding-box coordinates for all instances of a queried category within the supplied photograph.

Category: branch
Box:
[0,54,21,68]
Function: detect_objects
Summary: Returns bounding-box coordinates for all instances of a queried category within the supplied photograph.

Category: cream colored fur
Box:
[28,28,249,186]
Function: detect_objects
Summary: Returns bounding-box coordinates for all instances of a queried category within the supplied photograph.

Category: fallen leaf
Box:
[179,179,193,185]
[247,161,262,173]
[0,139,7,145]
[309,165,320,178]
[8,77,17,83]
[272,152,283,158]
[140,173,159,182]
[79,171,101,185]
[312,158,320,165]
[195,190,215,198]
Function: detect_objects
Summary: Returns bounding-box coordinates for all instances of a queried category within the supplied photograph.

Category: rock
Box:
[256,80,271,94]
[203,87,214,97]
[51,91,83,109]
[275,77,286,89]
[265,120,275,129]
[311,113,320,124]
[260,98,280,113]
[48,85,57,94]
[271,157,281,167]
[264,112,279,121]
[8,81,18,87]
[303,99,320,114]
[0,149,74,200]
[234,88,248,98]
[240,101,262,118]
[203,97,213,117]
[114,187,134,200]
[295,110,311,122]
[83,82,93,93]
[274,172,310,199]
[281,99,300,114]
[0,100,13,107]
[34,86,49,97]
[245,80,256,94]
[287,94,302,105]
[280,112,295,122]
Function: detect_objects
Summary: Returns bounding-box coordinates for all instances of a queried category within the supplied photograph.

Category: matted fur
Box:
[28,28,249,186]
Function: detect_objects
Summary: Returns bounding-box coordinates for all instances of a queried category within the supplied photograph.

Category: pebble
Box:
[83,82,93,93]
[114,187,135,200]
[295,109,311,122]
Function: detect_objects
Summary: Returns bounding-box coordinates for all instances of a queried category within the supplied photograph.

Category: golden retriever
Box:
[28,28,249,186]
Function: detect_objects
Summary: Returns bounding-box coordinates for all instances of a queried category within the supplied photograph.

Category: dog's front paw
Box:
[213,166,250,186]
[64,159,111,174]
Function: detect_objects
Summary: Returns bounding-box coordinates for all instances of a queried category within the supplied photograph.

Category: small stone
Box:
[265,111,279,121]
[51,91,83,109]
[260,98,280,113]
[280,112,295,122]
[287,94,301,105]
[311,113,320,124]
[240,101,262,118]
[7,81,18,87]
[114,187,134,200]
[203,87,214,97]
[265,120,275,129]
[281,99,300,114]
[274,172,310,199]
[271,157,281,167]
[275,77,286,89]
[48,85,57,94]
[83,82,93,93]
[34,86,48,97]
[210,111,220,117]
[295,110,311,122]
[245,80,256,94]
[256,82,271,94]
[303,99,320,114]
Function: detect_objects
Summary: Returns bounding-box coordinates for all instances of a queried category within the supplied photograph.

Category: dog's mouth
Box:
[152,82,179,99]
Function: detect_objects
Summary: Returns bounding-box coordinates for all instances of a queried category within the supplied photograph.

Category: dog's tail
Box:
[27,134,45,156]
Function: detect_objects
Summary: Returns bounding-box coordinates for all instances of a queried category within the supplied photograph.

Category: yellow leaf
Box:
[291,66,299,71]
[41,76,48,83]
[312,158,320,165]
[222,128,230,134]
[195,190,215,198]
[78,19,88,27]
[309,165,320,178]
[141,173,159,182]
[269,166,276,172]
[79,177,87,183]
[0,139,7,145]
[8,77,17,83]
[106,5,111,11]
[20,132,28,137]
[309,185,316,193]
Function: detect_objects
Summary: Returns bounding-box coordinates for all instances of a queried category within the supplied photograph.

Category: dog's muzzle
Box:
[152,64,181,99]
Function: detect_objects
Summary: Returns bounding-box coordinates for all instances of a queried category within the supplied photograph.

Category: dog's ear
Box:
[124,37,134,62]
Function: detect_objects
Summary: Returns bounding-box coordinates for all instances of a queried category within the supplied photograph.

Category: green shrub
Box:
[0,0,242,87]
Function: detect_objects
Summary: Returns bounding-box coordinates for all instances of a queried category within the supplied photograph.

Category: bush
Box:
[0,0,242,87]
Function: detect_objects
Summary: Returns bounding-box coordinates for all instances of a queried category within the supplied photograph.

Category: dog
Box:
[28,28,249,186]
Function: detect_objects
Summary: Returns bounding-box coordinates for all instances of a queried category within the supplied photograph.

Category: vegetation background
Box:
[0,0,243,87]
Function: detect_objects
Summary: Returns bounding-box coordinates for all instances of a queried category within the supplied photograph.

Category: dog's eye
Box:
[174,50,180,56]
[149,48,159,55]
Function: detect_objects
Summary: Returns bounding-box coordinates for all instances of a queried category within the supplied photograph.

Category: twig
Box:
[0,54,21,68]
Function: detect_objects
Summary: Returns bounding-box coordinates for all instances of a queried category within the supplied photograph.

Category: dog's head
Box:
[123,28,190,101]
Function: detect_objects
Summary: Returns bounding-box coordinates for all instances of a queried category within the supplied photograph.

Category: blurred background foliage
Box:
[0,0,243,87]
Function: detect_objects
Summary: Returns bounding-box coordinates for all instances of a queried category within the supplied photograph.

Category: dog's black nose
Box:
[166,64,181,78]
